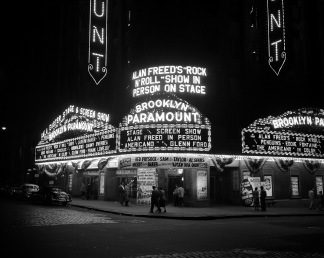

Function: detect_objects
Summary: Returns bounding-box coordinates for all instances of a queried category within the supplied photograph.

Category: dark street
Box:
[1,198,324,258]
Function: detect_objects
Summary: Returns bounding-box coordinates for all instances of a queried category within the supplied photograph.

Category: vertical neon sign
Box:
[267,0,286,76]
[88,0,108,85]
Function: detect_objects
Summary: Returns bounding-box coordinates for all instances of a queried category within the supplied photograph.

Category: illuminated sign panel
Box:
[267,0,286,75]
[119,154,208,168]
[88,0,108,85]
[119,93,211,152]
[132,66,207,97]
[272,116,324,130]
[125,99,202,126]
[40,105,110,144]
[242,108,324,158]
[118,124,211,153]
[242,129,324,157]
[35,129,116,162]
[121,95,209,127]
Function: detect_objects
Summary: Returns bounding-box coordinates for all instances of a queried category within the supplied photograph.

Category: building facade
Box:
[34,0,324,207]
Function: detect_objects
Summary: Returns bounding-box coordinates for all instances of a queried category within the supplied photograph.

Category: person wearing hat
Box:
[309,188,315,210]
[150,186,161,213]
[260,186,267,211]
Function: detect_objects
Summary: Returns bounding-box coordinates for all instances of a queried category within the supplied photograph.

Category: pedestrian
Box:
[178,185,185,208]
[173,185,179,207]
[124,181,131,206]
[260,186,267,211]
[309,188,315,210]
[86,183,91,200]
[158,187,166,212]
[150,186,161,213]
[252,187,259,211]
[80,182,86,200]
[118,182,125,205]
[318,191,323,211]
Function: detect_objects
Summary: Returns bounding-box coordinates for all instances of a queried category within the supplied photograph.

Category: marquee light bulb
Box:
[92,26,104,44]
[93,0,105,17]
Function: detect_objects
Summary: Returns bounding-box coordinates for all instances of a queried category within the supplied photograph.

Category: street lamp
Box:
[26,169,31,183]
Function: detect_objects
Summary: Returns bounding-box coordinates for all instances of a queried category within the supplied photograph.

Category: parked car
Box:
[19,184,40,200]
[36,186,72,206]
[9,185,22,199]
[0,184,18,197]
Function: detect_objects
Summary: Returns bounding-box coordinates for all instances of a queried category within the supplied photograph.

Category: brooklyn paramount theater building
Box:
[34,66,324,207]
[34,0,324,207]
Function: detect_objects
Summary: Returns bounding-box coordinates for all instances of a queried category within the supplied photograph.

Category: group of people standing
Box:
[119,182,180,213]
[172,184,185,207]
[118,181,133,206]
[252,186,267,211]
[80,182,91,200]
[253,186,324,211]
[150,186,167,213]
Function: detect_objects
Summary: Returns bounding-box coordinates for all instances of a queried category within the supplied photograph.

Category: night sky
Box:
[1,1,84,142]
[1,0,221,144]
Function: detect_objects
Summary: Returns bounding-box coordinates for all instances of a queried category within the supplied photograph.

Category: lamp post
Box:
[26,169,31,183]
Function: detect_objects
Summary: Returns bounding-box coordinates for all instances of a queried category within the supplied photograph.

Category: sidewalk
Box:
[70,198,324,220]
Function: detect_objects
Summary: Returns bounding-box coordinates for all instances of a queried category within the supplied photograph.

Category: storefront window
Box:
[291,176,300,197]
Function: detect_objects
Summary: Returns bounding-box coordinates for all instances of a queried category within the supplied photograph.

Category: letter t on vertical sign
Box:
[88,0,108,85]
[267,0,286,76]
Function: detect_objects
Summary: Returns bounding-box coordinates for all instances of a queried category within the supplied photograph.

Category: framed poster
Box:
[248,177,261,190]
[242,170,250,179]
[197,170,208,200]
[316,176,323,195]
[241,178,253,206]
[263,175,273,197]
[100,173,105,195]
[291,176,300,197]
[248,177,261,207]
[137,168,157,205]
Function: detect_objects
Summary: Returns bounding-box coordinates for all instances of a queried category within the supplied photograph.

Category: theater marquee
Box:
[40,105,110,143]
[118,124,211,153]
[119,94,211,153]
[242,108,324,158]
[35,129,116,162]
[36,105,115,162]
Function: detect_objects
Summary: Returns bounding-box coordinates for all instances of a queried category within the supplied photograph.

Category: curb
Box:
[69,203,324,220]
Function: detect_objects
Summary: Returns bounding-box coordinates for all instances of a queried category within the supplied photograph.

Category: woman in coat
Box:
[260,186,267,211]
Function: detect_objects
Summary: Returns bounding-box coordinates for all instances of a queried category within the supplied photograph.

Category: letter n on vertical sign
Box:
[267,0,286,76]
[88,0,108,85]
